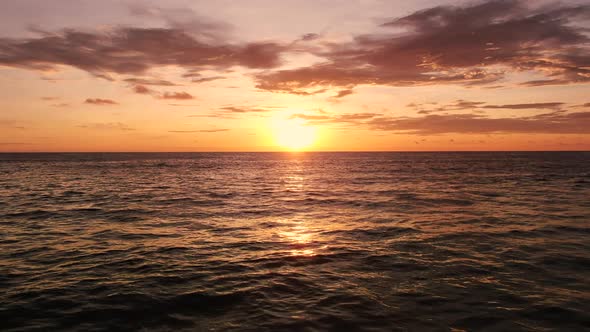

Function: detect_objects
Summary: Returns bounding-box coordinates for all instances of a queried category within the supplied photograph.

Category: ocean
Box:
[1,152,589,331]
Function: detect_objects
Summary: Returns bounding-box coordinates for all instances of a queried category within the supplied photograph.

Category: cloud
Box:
[133,85,153,94]
[300,33,320,42]
[0,120,26,130]
[160,92,194,100]
[130,84,195,100]
[255,0,590,94]
[186,113,238,119]
[0,142,34,146]
[0,27,284,79]
[168,129,229,133]
[84,98,118,105]
[291,112,380,125]
[51,103,70,108]
[452,100,486,109]
[127,3,233,43]
[408,99,566,114]
[124,78,178,86]
[219,106,273,113]
[481,102,564,110]
[168,103,199,107]
[188,105,281,119]
[290,113,332,121]
[198,129,229,133]
[332,89,354,98]
[77,122,134,130]
[191,76,226,83]
[291,107,590,135]
[368,111,590,135]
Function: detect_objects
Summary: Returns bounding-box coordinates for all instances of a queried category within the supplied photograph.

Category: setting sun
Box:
[271,118,317,151]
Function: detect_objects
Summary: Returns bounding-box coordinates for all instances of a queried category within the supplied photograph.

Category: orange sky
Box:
[0,0,589,152]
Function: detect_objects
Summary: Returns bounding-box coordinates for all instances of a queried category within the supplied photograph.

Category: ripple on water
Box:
[1,152,589,331]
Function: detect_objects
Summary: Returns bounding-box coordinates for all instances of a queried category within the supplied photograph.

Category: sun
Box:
[271,117,317,151]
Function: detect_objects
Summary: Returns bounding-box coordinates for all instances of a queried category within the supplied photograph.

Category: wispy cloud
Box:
[168,129,229,133]
[0,120,27,130]
[0,142,34,146]
[191,76,226,83]
[332,89,354,99]
[124,78,178,86]
[408,100,566,114]
[161,92,194,100]
[292,108,590,135]
[367,112,590,135]
[51,103,70,108]
[84,98,118,105]
[77,122,134,131]
[219,106,273,113]
[482,103,565,110]
[131,85,195,100]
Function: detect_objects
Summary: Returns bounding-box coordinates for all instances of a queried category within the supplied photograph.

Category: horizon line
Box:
[0,150,589,154]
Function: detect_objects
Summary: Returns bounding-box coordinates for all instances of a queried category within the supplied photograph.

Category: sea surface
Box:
[1,152,589,331]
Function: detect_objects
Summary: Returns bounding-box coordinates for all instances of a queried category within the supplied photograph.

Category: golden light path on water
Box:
[276,158,326,257]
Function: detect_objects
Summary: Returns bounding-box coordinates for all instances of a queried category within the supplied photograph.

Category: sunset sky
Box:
[1,0,589,151]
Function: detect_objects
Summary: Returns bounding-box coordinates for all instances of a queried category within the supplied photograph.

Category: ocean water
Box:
[1,152,589,331]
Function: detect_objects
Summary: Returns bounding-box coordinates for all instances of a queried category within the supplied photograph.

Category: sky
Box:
[0,0,589,152]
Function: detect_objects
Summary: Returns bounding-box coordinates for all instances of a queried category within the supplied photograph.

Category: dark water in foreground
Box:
[1,152,589,331]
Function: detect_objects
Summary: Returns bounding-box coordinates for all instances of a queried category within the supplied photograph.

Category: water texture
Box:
[1,152,589,331]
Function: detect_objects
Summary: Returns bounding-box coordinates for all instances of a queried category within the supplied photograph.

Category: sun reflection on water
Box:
[275,218,329,257]
[275,157,329,257]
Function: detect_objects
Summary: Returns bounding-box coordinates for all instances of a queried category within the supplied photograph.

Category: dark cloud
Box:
[84,98,118,105]
[256,0,590,94]
[160,92,194,100]
[0,27,284,79]
[41,96,59,101]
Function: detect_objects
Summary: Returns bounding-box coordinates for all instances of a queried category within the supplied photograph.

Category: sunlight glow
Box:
[271,117,317,151]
